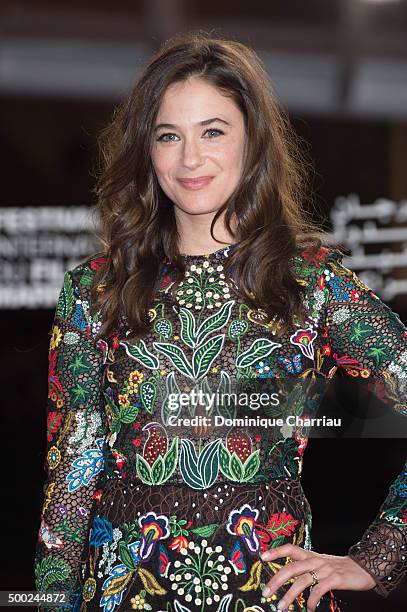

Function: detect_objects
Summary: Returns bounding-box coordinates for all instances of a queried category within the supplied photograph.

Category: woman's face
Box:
[151,77,246,217]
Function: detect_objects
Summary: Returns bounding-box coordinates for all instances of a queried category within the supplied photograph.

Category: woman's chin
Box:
[174,200,225,216]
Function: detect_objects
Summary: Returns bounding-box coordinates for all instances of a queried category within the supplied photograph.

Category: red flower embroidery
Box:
[93,489,103,502]
[266,512,299,537]
[48,350,63,393]
[90,256,106,271]
[295,432,308,456]
[129,370,143,384]
[169,536,189,551]
[47,411,63,442]
[255,512,299,552]
[111,450,126,469]
[160,274,173,291]
[301,246,330,266]
[322,344,331,356]
[112,335,120,350]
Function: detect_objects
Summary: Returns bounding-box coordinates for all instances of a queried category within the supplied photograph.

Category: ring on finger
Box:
[309,569,319,587]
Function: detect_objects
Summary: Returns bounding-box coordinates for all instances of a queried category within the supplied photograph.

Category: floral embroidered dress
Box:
[34,244,407,612]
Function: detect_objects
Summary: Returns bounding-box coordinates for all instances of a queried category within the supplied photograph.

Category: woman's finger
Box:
[260,543,310,563]
[262,558,327,597]
[270,572,323,610]
[261,558,325,598]
[306,576,338,612]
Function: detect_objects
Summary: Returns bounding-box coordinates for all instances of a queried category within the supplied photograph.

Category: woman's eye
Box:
[204,128,224,138]
[157,133,178,142]
[156,128,224,142]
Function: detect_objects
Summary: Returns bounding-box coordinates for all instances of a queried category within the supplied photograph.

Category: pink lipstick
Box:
[177,176,214,190]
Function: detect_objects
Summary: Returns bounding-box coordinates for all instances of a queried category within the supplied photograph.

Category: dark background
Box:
[1,1,407,610]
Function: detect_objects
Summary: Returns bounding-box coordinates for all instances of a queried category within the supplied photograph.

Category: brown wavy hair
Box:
[90,29,334,343]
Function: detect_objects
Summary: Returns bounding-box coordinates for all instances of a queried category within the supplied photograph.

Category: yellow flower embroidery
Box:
[50,325,62,350]
[130,593,146,609]
[129,370,143,384]
[118,394,130,407]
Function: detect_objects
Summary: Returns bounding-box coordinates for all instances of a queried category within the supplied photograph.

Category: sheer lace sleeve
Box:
[320,249,407,598]
[34,264,106,610]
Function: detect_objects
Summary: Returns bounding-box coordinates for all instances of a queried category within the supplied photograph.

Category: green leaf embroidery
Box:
[135,454,153,484]
[68,353,92,375]
[70,381,92,406]
[236,338,282,368]
[195,300,235,345]
[190,523,219,538]
[56,273,74,320]
[179,308,196,348]
[179,439,220,489]
[151,455,165,483]
[120,340,160,369]
[79,267,94,287]
[197,439,221,488]
[163,437,179,482]
[179,440,206,489]
[230,453,244,480]
[243,450,261,480]
[219,442,233,478]
[349,320,375,345]
[136,438,179,485]
[269,535,286,549]
[193,334,224,379]
[35,556,71,591]
[118,541,138,570]
[366,344,393,368]
[119,404,139,424]
[154,342,193,378]
[218,443,261,482]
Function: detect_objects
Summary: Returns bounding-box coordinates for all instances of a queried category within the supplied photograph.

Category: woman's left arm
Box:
[322,255,407,598]
[260,250,406,610]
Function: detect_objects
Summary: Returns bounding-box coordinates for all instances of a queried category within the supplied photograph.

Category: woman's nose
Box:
[181,138,204,168]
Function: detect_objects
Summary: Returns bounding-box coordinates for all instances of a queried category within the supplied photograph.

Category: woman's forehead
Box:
[156,81,242,123]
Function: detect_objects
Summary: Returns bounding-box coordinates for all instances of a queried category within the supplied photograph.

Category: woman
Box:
[34,31,406,612]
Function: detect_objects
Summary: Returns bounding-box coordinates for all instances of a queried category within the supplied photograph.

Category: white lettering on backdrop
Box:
[0,206,100,308]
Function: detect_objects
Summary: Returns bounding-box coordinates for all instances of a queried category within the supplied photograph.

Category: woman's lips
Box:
[177,176,214,190]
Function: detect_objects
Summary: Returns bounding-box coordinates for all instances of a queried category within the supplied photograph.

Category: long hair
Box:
[90,29,334,343]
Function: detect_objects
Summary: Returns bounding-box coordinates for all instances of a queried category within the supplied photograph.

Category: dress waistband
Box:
[96,476,309,529]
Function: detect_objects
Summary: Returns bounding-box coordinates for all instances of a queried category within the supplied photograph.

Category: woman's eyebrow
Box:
[154,117,231,131]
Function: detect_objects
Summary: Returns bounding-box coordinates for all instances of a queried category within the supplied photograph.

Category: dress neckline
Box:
[179,242,238,260]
